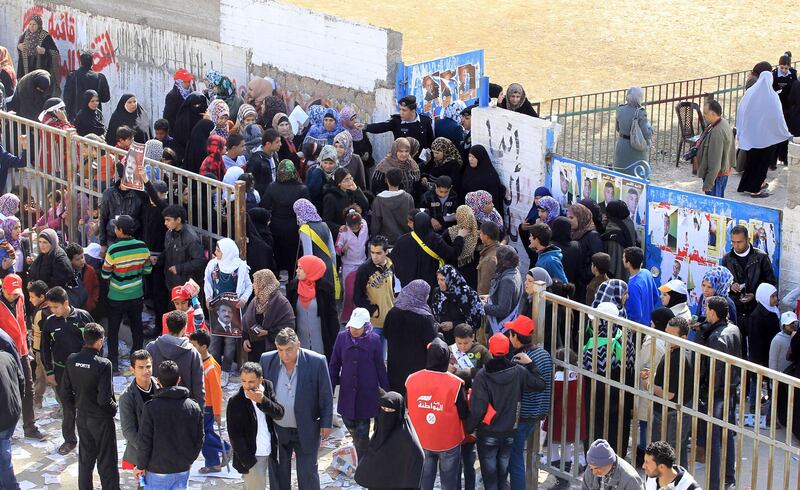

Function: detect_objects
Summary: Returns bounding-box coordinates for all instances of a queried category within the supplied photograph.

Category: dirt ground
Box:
[287,0,798,103]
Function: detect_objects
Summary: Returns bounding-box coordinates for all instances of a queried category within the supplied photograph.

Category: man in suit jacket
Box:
[260,328,333,490]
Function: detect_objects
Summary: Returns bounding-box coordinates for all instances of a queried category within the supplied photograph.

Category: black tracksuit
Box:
[62,347,119,490]
[137,386,204,474]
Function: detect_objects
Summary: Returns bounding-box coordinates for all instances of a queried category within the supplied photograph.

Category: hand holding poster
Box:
[120,142,145,191]
[209,292,242,337]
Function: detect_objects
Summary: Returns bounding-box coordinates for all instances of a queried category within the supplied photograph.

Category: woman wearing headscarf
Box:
[245,208,275,275]
[234,103,257,135]
[172,92,209,157]
[578,198,605,233]
[203,238,252,383]
[199,135,226,180]
[736,70,794,197]
[658,279,692,322]
[245,77,274,120]
[431,265,484,345]
[340,106,374,171]
[697,266,737,330]
[263,160,309,277]
[73,89,105,137]
[550,216,580,287]
[105,94,152,145]
[307,144,339,209]
[38,97,74,175]
[497,83,538,117]
[354,391,425,490]
[435,100,467,150]
[465,190,503,228]
[371,137,422,198]
[601,200,637,282]
[535,196,560,225]
[163,69,194,131]
[271,112,303,169]
[481,245,523,335]
[28,228,74,288]
[520,187,553,262]
[519,267,573,351]
[305,107,342,146]
[286,254,338,358]
[461,145,504,217]
[444,205,480,287]
[334,130,367,191]
[0,46,17,96]
[423,137,462,190]
[294,198,339,298]
[614,86,653,174]
[6,69,51,120]
[208,99,231,139]
[322,167,369,239]
[16,15,60,92]
[214,76,243,121]
[242,269,295,362]
[568,203,603,302]
[182,118,214,174]
[747,283,781,369]
[390,212,465,289]
[0,216,29,280]
[383,280,438,394]
[0,194,20,220]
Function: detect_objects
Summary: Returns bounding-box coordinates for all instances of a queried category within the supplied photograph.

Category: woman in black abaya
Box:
[106,93,152,145]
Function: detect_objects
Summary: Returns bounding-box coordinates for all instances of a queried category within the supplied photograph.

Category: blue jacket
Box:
[260,348,333,453]
[626,269,661,326]
[535,245,568,283]
[0,144,27,194]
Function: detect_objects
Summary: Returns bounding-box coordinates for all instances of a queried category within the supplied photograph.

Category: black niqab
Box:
[183,119,215,174]
[461,144,504,213]
[605,200,635,247]
[173,92,209,151]
[7,69,51,120]
[74,89,105,137]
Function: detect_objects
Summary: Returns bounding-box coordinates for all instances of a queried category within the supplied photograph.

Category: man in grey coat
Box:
[582,438,644,490]
[145,310,204,408]
[697,100,735,197]
[119,350,158,470]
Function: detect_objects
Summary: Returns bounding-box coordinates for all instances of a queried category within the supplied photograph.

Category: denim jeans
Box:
[0,423,17,490]
[710,397,736,490]
[704,175,729,198]
[210,335,237,372]
[107,298,144,368]
[144,470,189,489]
[421,446,461,490]
[201,407,230,467]
[476,433,515,490]
[341,416,371,461]
[508,419,537,490]
[458,442,476,490]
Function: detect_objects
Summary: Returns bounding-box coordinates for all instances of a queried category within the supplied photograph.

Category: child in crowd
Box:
[448,323,490,490]
[0,228,16,266]
[189,329,231,473]
[27,280,51,409]
[335,210,369,321]
[770,312,798,374]
[162,282,207,335]
[419,175,458,233]
[542,348,586,472]
[64,242,99,315]
[97,126,135,188]
[222,133,247,170]
[585,252,611,306]
[34,190,65,232]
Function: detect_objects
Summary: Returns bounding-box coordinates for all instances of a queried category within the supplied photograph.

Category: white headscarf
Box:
[215,238,245,274]
[756,283,780,317]
[736,71,793,150]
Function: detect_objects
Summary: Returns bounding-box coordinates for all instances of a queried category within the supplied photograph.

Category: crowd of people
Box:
[0,25,798,490]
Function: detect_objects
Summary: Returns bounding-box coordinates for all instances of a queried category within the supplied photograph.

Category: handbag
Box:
[629,107,648,151]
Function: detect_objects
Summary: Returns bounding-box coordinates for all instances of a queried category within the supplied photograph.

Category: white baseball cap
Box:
[346,308,371,330]
[658,279,689,296]
[781,311,798,326]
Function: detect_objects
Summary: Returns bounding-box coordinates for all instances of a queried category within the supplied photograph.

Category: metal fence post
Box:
[524,280,548,489]
[233,181,247,258]
[64,128,77,242]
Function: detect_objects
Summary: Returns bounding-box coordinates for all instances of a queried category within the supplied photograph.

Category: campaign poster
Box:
[401,50,484,119]
[209,293,242,338]
[120,142,145,191]
[645,186,782,314]
[551,159,579,211]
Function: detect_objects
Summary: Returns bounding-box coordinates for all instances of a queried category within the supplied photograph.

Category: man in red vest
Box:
[406,337,468,490]
[0,274,44,440]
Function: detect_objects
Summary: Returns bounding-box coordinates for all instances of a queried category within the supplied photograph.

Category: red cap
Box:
[174,69,193,82]
[2,274,23,296]
[504,315,535,337]
[171,286,191,302]
[488,333,510,356]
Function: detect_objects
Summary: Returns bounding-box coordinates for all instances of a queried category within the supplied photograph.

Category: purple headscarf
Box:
[537,196,561,224]
[0,193,20,218]
[1,216,20,249]
[293,198,322,225]
[339,106,364,141]
[393,279,433,317]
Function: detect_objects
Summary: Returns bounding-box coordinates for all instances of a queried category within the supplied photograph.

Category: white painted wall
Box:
[220,0,391,93]
[780,205,800,296]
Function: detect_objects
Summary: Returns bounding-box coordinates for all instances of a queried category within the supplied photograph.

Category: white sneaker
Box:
[221,372,230,387]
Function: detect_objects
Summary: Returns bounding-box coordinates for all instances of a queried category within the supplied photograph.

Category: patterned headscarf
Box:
[431,137,462,167]
[568,203,595,240]
[702,266,733,297]
[0,47,17,89]
[432,265,483,327]
[277,159,298,183]
[592,279,628,319]
[272,112,293,138]
[293,198,322,225]
[205,69,223,89]
[318,145,339,175]
[393,280,432,317]
[333,130,354,166]
[216,76,236,99]
[20,15,48,57]
[237,103,257,127]
[536,196,560,224]
[307,108,342,142]
[253,269,280,315]
[465,190,503,227]
[447,205,478,267]
[0,193,20,218]
[339,106,363,141]
[1,216,20,249]
[208,99,230,138]
[442,100,467,125]
[174,79,192,100]
[307,105,325,126]
[199,135,226,180]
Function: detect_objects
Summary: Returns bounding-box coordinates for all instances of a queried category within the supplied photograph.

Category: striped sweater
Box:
[101,238,153,301]
[520,346,553,419]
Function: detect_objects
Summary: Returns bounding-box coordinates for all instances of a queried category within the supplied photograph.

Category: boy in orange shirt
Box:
[189,329,231,473]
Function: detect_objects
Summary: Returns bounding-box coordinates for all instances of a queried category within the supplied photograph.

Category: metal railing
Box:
[527,282,800,489]
[0,110,247,255]
[539,63,799,169]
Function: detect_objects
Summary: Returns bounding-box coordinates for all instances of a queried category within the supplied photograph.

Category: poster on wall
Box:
[645,186,781,314]
[471,107,562,266]
[399,50,484,119]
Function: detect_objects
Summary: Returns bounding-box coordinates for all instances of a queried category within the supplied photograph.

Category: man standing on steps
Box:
[61,323,119,490]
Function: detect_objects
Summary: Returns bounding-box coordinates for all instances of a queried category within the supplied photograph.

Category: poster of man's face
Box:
[582,178,592,200]
[210,298,242,337]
